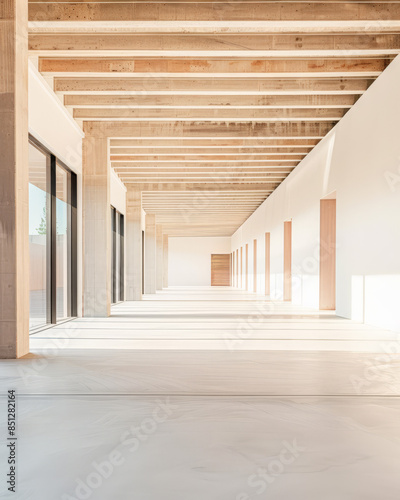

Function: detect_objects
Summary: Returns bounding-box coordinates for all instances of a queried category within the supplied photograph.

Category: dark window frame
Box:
[111,206,125,304]
[29,134,78,331]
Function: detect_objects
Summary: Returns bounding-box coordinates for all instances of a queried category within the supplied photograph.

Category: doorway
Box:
[211,254,231,286]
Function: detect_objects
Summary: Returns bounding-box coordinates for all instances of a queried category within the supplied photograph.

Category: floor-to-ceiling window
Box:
[28,142,50,329]
[29,136,77,331]
[56,163,74,321]
[111,207,124,304]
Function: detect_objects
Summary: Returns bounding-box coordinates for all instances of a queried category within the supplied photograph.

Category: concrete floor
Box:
[1,287,400,499]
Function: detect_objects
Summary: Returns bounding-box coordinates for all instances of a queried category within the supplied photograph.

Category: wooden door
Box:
[211,254,231,286]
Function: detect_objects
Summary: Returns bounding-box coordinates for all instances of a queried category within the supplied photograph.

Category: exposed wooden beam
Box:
[39,57,391,77]
[65,94,357,107]
[28,33,400,55]
[110,147,313,155]
[111,154,303,161]
[109,138,321,147]
[73,107,346,120]
[126,183,277,191]
[83,120,335,137]
[55,77,373,94]
[28,3,400,23]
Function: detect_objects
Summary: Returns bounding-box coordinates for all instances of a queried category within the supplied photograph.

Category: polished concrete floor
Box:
[1,287,400,499]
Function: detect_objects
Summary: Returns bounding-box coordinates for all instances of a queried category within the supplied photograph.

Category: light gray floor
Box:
[1,287,400,499]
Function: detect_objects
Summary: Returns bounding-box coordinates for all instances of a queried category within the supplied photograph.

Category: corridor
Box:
[2,287,400,498]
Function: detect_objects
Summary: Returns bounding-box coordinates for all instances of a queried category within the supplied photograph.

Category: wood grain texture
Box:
[0,0,29,358]
[28,1,398,238]
[284,221,292,301]
[253,239,257,293]
[265,232,270,296]
[211,254,231,286]
[320,199,336,310]
[240,247,243,288]
[245,243,249,291]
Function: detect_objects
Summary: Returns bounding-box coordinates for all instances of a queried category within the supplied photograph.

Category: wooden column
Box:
[284,220,292,301]
[253,239,257,293]
[240,247,243,288]
[236,249,239,287]
[163,234,168,288]
[156,224,163,291]
[83,136,111,316]
[245,244,249,291]
[144,214,156,294]
[265,232,270,296]
[0,0,29,358]
[320,199,336,310]
[126,189,142,300]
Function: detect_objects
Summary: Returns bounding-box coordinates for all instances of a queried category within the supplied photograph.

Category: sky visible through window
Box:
[29,184,67,236]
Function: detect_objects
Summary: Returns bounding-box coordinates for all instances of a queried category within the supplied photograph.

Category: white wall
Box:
[169,237,231,286]
[29,61,85,316]
[110,169,126,215]
[232,55,400,333]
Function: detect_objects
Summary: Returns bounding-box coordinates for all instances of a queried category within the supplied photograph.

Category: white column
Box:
[126,189,142,300]
[156,224,163,290]
[82,136,111,316]
[144,214,156,294]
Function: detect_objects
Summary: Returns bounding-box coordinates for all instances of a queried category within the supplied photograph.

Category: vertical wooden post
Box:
[245,244,249,291]
[253,239,257,293]
[265,232,270,296]
[240,246,243,288]
[320,199,336,310]
[0,0,29,357]
[236,249,239,287]
[284,221,292,301]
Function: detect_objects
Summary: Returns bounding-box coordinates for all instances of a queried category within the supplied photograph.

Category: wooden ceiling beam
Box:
[111,154,303,161]
[126,183,276,191]
[28,33,400,54]
[73,107,346,120]
[39,57,391,76]
[65,94,357,107]
[55,77,373,94]
[28,3,400,22]
[109,138,320,147]
[110,147,312,155]
[83,120,334,137]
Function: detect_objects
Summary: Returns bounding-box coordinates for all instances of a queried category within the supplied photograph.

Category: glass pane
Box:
[29,143,49,330]
[56,165,71,321]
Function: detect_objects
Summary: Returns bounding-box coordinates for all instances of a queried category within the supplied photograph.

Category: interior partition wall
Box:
[28,135,77,331]
[111,207,125,304]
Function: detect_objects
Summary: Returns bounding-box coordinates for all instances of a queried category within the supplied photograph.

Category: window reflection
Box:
[29,143,49,329]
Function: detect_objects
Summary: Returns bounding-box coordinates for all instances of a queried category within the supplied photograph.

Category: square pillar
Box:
[82,136,111,316]
[156,224,163,291]
[0,1,29,358]
[163,234,169,288]
[144,214,156,294]
[126,189,142,300]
